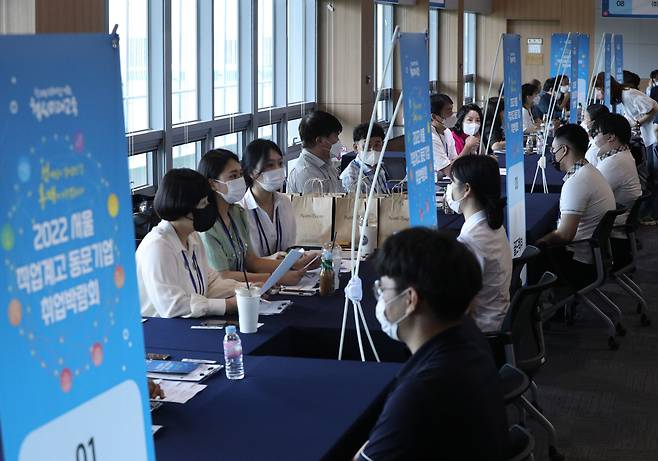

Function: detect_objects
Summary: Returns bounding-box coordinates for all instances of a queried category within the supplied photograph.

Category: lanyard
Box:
[253,206,281,256]
[218,213,245,272]
[181,250,204,295]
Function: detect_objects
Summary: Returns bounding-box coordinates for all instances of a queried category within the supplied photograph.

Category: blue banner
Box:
[399,33,437,229]
[613,34,624,83]
[577,34,590,108]
[550,33,572,78]
[502,34,526,258]
[570,34,579,123]
[604,32,612,110]
[0,35,154,460]
[603,0,658,18]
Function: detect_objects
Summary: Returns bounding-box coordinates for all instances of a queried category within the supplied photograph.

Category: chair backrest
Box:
[627,193,651,232]
[509,245,541,297]
[590,208,626,275]
[504,271,557,375]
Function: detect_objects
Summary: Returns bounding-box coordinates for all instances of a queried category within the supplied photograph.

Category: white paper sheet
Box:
[259,299,292,315]
[259,249,303,295]
[152,425,163,435]
[151,381,207,404]
[148,363,223,382]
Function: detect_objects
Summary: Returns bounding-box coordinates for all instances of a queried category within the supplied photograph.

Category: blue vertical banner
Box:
[502,34,527,258]
[550,33,572,78]
[613,34,624,82]
[604,32,612,110]
[577,34,590,108]
[603,0,658,18]
[570,34,579,123]
[0,35,154,461]
[399,33,437,228]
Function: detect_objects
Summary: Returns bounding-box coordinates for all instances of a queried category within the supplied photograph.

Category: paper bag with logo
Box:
[291,192,333,246]
[378,193,409,245]
[334,194,378,248]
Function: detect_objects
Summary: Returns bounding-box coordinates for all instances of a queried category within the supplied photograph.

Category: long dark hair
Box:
[453,103,483,136]
[594,72,627,105]
[242,139,283,188]
[450,155,506,230]
[197,148,240,206]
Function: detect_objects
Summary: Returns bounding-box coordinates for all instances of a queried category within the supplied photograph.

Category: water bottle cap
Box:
[226,325,237,334]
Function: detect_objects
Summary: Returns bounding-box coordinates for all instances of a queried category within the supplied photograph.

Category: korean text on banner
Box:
[604,33,612,110]
[502,34,527,258]
[570,34,579,124]
[577,34,590,107]
[0,34,155,461]
[613,34,624,83]
[550,33,571,78]
[399,33,437,229]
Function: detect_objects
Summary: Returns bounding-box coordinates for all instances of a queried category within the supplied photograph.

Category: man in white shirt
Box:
[287,110,345,194]
[429,94,458,179]
[536,124,616,289]
[591,113,642,268]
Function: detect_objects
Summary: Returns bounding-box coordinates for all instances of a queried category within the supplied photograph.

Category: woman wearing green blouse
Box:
[197,149,312,284]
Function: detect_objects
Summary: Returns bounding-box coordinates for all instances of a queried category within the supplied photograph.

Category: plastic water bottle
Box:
[223,325,244,380]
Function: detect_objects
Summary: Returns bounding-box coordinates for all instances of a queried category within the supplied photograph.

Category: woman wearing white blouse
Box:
[445,154,512,332]
[239,139,298,257]
[136,168,242,318]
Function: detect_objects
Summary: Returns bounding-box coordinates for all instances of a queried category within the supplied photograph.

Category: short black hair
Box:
[375,228,482,323]
[553,123,589,157]
[430,93,453,116]
[451,155,506,230]
[353,122,385,143]
[522,83,538,102]
[298,110,342,148]
[453,103,482,135]
[591,113,632,145]
[543,77,556,92]
[154,168,210,221]
[585,103,609,124]
[242,139,283,188]
[651,69,658,80]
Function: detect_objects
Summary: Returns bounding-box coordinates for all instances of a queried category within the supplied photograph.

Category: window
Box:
[258,0,275,108]
[375,4,394,121]
[214,0,239,116]
[108,0,149,133]
[463,12,476,104]
[258,125,276,141]
[429,9,439,84]
[215,132,241,156]
[128,152,152,190]
[287,118,302,147]
[171,0,198,124]
[172,142,201,170]
[288,0,305,104]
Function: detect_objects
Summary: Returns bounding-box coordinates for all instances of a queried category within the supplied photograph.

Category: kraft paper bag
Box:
[334,195,378,248]
[291,194,334,246]
[378,194,409,245]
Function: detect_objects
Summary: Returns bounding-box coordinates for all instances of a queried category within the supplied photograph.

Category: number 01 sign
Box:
[0,34,155,460]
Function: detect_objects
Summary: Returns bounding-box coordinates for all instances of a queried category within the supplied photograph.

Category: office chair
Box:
[506,424,535,461]
[510,245,541,298]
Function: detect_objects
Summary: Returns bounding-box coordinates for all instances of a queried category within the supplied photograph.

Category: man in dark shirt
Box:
[356,228,508,461]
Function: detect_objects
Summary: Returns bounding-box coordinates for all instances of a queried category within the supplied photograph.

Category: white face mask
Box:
[215,176,247,204]
[580,121,591,134]
[594,134,611,153]
[445,182,464,214]
[443,114,457,129]
[360,149,381,167]
[560,85,570,94]
[256,168,286,192]
[463,122,480,136]
[595,89,604,100]
[329,141,346,159]
[375,289,411,342]
[533,95,541,105]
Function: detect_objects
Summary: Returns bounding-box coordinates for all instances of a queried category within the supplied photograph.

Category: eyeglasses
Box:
[372,279,398,301]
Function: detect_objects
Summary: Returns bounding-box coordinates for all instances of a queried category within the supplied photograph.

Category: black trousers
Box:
[529,246,597,291]
[610,237,632,272]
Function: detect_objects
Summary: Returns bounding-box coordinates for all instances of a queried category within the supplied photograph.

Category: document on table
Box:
[259,299,292,315]
[151,381,207,404]
[148,363,223,382]
[259,249,303,294]
[152,425,163,435]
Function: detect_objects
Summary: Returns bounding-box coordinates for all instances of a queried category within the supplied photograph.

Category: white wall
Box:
[0,0,35,34]
[594,1,658,80]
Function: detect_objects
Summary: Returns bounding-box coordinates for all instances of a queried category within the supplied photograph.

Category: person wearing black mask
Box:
[136,168,243,318]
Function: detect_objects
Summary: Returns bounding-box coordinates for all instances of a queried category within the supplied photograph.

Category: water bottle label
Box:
[224,341,242,359]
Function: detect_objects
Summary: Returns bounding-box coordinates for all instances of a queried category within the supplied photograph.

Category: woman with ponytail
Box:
[445,155,512,332]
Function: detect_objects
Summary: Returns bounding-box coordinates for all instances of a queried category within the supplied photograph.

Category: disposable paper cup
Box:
[360,226,377,257]
[236,287,261,334]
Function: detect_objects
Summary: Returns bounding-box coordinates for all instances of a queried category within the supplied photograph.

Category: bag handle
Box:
[303,177,326,195]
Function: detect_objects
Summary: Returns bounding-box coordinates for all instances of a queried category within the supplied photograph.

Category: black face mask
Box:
[551,146,567,172]
[190,203,217,232]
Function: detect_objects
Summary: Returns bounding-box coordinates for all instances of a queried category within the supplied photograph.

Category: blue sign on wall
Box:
[0,34,154,461]
[570,34,580,123]
[613,34,624,83]
[604,32,612,110]
[603,0,658,18]
[502,34,526,258]
[399,33,437,229]
[550,33,572,78]
[577,34,590,108]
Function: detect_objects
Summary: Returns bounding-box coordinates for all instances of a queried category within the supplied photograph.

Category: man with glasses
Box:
[535,124,616,289]
[355,228,508,461]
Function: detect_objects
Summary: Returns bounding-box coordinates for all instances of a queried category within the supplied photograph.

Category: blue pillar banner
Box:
[613,34,624,83]
[0,35,155,461]
[502,34,527,258]
[399,32,437,229]
[570,34,580,123]
[604,32,612,110]
[603,0,658,18]
[550,33,572,78]
[577,34,590,108]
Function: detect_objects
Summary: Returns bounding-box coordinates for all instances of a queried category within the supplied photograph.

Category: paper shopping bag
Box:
[291,194,334,246]
[378,194,409,245]
[334,194,378,248]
